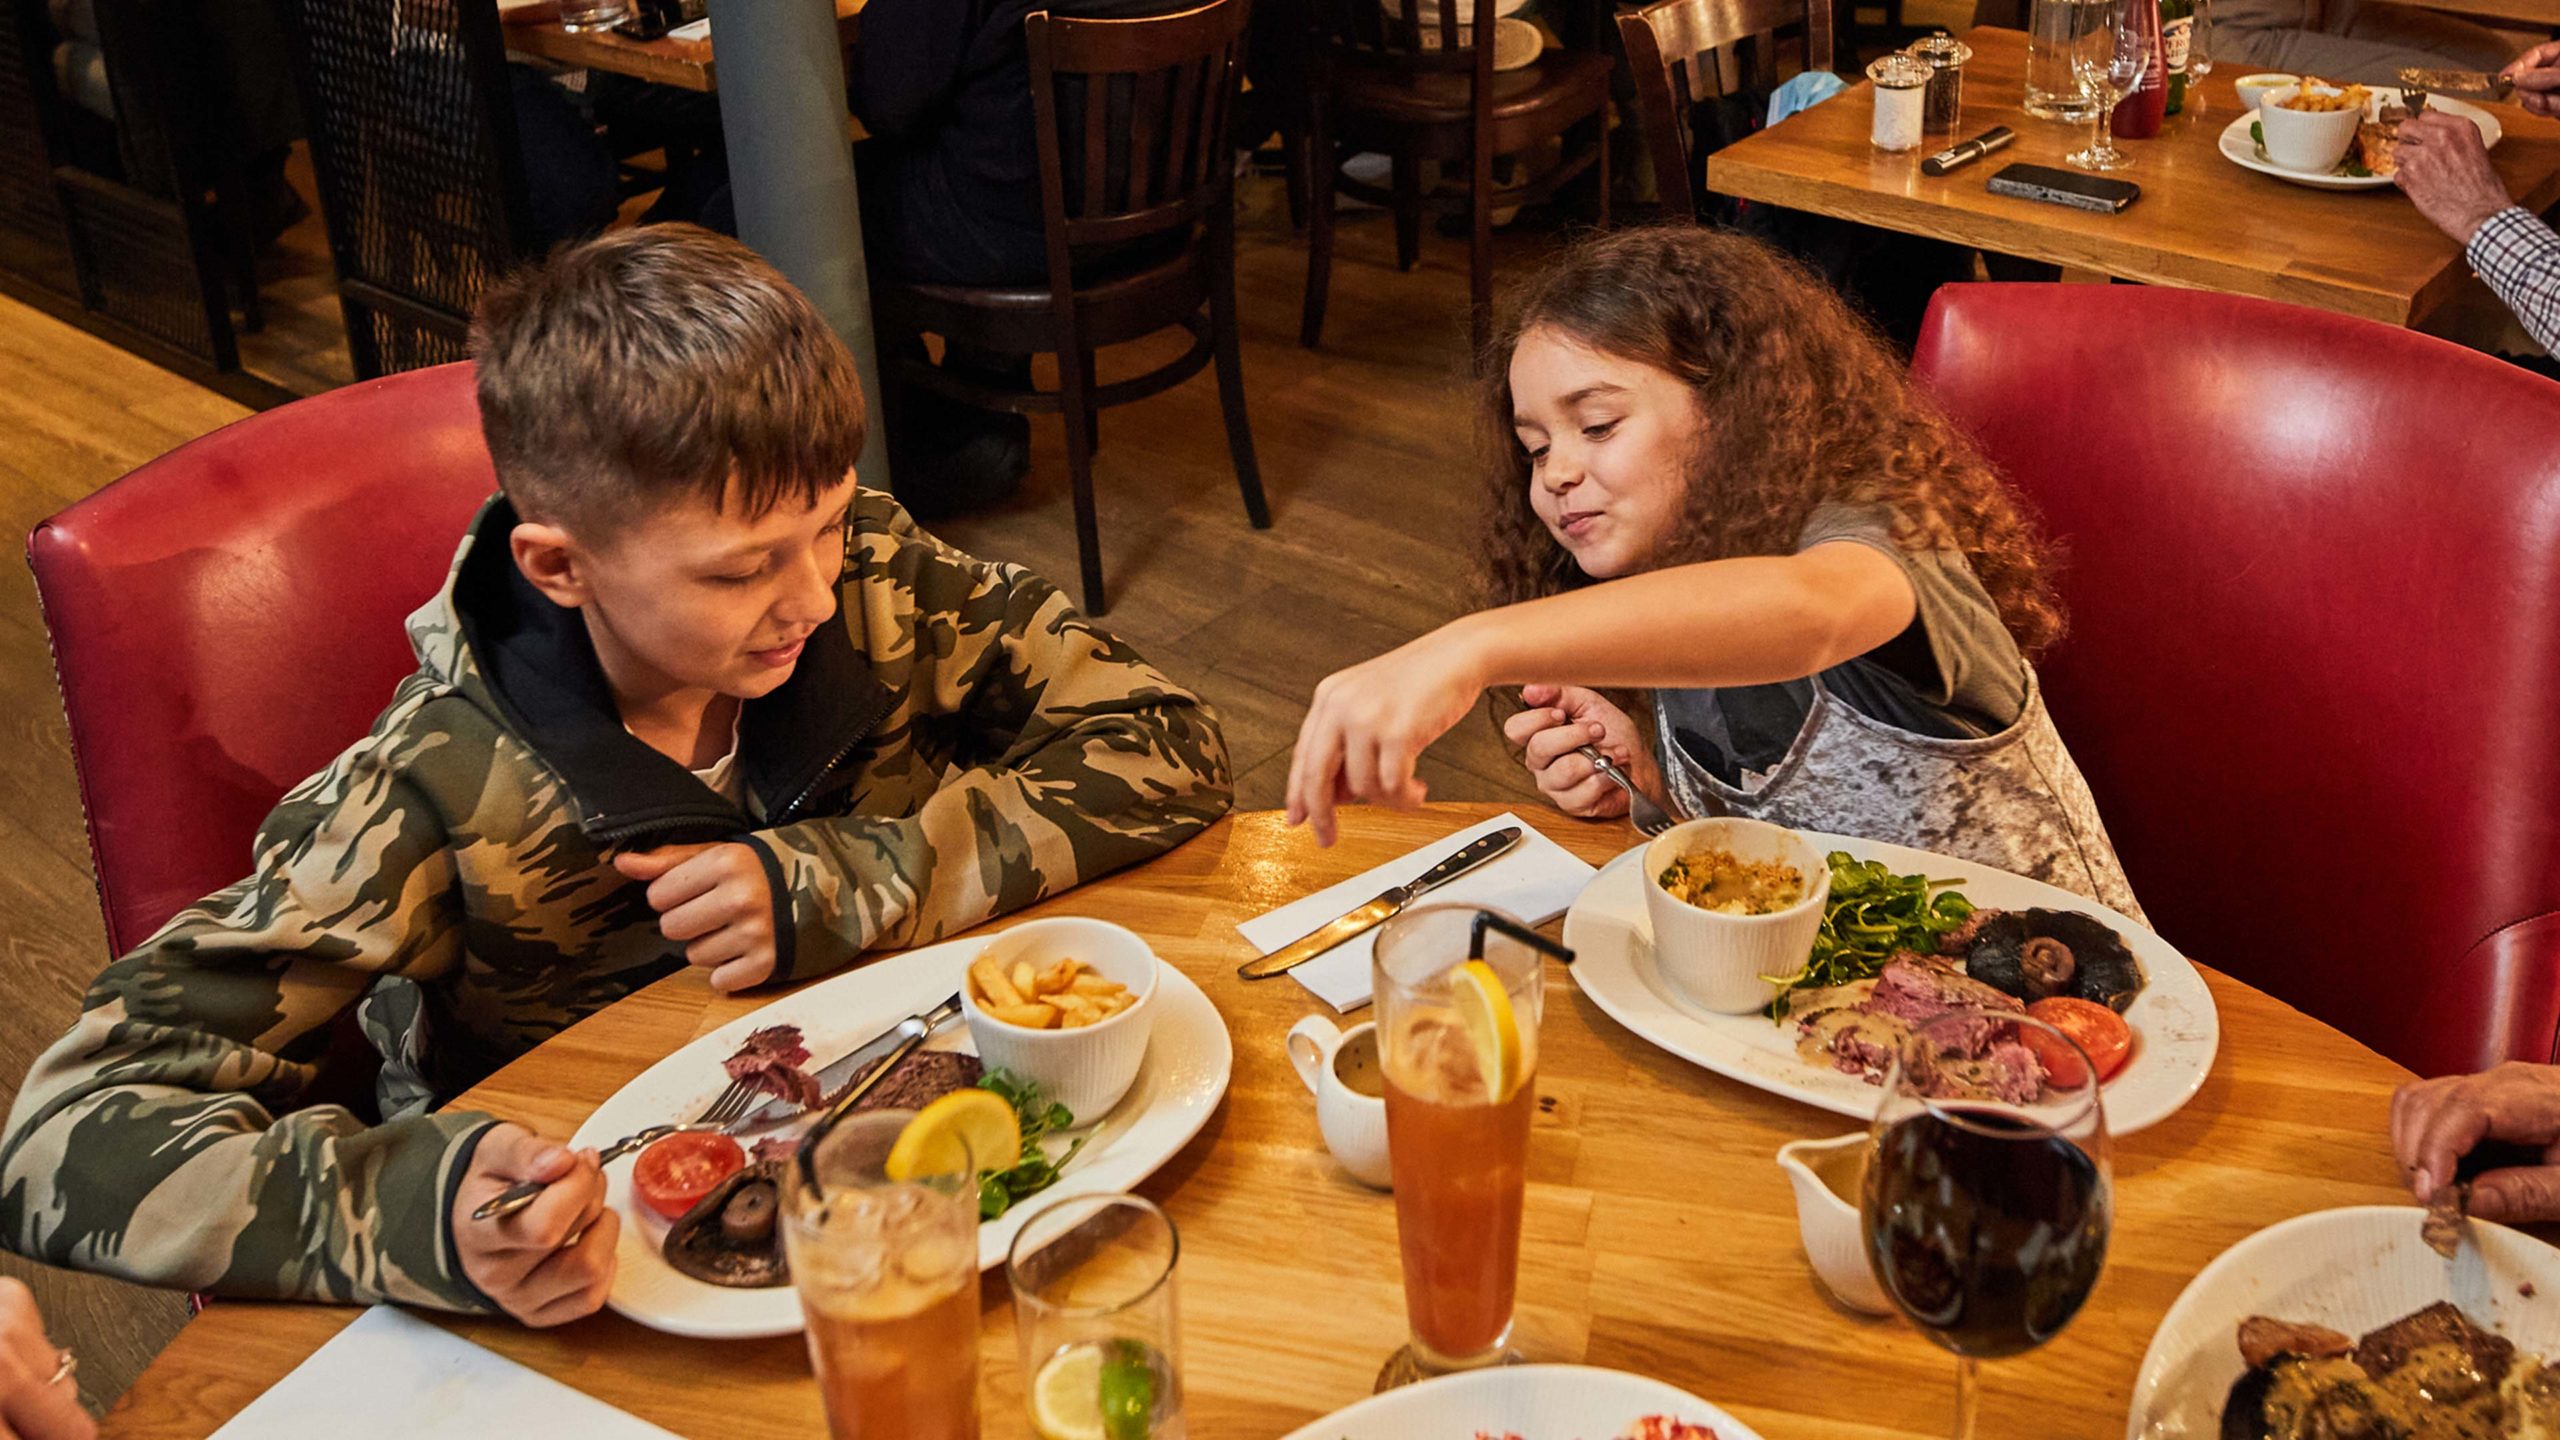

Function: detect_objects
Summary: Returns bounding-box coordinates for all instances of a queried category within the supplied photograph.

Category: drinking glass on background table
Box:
[2067,0,2150,170]
[558,0,634,31]
[1373,904,1564,1390]
[785,1111,981,1440]
[2025,0,2104,121]
[1007,1194,1186,1440]
[1861,1010,2112,1440]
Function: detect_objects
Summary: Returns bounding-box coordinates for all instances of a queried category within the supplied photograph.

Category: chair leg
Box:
[1057,341,1108,614]
[1469,144,1494,358]
[1282,117,1308,231]
[1209,224,1272,531]
[1300,99,1337,349]
[1592,109,1613,230]
[1081,346,1101,456]
[1392,148,1421,272]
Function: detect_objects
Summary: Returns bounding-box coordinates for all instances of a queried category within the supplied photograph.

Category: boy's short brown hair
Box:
[469,223,867,538]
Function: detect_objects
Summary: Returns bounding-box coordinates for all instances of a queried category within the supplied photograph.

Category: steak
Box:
[849,1050,984,1114]
[2237,1316,2355,1369]
[1868,955,2024,1026]
[2351,1300,2514,1384]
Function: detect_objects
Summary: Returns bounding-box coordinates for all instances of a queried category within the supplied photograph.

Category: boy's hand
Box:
[1501,684,1660,820]
[452,1125,619,1328]
[614,842,778,992]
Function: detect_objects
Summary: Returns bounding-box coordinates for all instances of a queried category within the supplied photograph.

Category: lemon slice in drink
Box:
[1450,959,1524,1101]
[884,1087,1020,1182]
[1032,1341,1159,1440]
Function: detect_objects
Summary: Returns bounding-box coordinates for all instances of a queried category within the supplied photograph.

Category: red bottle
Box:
[2111,0,2168,138]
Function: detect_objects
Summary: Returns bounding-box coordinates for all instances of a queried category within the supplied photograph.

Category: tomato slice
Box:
[633,1131,746,1221]
[2023,996,2134,1088]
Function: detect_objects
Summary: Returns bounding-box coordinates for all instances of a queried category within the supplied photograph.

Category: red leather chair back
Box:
[1913,284,2560,1077]
[30,363,494,958]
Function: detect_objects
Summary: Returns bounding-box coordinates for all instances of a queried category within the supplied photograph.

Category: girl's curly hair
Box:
[1473,226,2062,656]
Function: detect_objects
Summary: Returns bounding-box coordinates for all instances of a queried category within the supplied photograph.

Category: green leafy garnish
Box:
[974,1069,1095,1220]
[1764,851,1974,1018]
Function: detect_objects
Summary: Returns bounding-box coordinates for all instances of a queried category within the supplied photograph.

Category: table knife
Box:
[2398,67,2513,103]
[734,995,961,1129]
[1236,826,1522,980]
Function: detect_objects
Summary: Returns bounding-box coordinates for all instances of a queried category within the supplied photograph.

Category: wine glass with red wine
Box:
[1861,1008,2112,1440]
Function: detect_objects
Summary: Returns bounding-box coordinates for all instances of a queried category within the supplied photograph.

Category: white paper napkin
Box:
[210,1307,683,1439]
[1237,811,1600,1012]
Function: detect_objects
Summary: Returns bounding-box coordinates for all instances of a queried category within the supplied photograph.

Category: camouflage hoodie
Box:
[0,490,1229,1312]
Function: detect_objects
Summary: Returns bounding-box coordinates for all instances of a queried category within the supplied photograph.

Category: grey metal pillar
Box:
[708,0,886,486]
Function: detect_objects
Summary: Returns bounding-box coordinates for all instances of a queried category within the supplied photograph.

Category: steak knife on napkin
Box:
[1237,811,1599,1012]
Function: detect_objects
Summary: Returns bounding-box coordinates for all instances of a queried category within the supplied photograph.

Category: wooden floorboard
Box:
[0,170,1587,1413]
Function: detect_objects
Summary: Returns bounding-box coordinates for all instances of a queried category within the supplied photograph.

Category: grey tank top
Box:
[1654,666,2146,922]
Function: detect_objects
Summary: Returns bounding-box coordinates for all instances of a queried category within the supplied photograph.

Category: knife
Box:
[734,995,960,1129]
[2398,66,2513,103]
[1236,826,1523,980]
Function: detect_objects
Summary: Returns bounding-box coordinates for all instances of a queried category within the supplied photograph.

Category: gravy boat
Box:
[1775,1132,1893,1315]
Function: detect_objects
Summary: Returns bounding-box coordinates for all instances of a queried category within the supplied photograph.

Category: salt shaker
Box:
[1868,54,1930,153]
[1908,32,1973,134]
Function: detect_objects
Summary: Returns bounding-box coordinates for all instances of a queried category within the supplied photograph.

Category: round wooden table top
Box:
[98,804,2423,1439]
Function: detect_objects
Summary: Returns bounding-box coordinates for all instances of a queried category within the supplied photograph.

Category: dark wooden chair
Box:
[1300,0,1614,354]
[1617,0,1832,220]
[872,0,1271,616]
[273,0,534,378]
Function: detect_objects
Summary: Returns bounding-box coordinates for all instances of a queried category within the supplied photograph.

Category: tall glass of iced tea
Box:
[784,1110,981,1440]
[1372,903,1549,1389]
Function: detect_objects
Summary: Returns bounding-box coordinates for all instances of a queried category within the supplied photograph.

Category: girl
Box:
[1285,226,2138,916]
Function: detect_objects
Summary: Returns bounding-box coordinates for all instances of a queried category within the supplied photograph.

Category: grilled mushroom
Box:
[1963,910,2146,1012]
[664,1162,789,1289]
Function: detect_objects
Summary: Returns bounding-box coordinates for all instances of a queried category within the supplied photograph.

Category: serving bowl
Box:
[1639,816,1830,1014]
[2232,72,2298,111]
[2256,84,2364,172]
[959,916,1159,1121]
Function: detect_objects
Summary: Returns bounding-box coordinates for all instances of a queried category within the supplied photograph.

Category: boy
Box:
[0,225,1230,1325]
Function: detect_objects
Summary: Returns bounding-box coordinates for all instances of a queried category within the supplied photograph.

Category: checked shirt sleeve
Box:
[2467,206,2560,356]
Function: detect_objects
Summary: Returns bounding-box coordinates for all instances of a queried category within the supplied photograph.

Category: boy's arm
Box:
[743,508,1232,981]
[0,746,499,1311]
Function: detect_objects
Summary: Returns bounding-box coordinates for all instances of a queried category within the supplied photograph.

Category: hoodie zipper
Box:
[773,689,899,826]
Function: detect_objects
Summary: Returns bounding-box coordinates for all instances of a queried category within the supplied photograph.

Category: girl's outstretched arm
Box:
[1285,543,1913,843]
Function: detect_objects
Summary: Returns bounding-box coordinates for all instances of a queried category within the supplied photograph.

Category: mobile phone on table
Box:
[1986,163,2141,214]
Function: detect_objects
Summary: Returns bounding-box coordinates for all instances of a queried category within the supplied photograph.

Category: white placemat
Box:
[209,1306,682,1439]
[1238,811,1598,1011]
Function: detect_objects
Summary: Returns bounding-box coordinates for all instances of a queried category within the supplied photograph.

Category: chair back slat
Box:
[1617,0,1831,217]
[1029,0,1251,252]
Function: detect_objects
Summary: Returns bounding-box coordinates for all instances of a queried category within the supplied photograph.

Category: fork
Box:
[470,1079,768,1223]
[1578,744,1677,837]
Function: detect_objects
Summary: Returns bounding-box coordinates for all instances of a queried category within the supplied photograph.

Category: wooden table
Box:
[99,804,2424,1439]
[500,2,862,93]
[1707,26,2560,327]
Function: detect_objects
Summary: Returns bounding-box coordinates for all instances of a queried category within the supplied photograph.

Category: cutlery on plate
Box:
[473,993,963,1223]
[1577,745,1676,837]
[1236,826,1522,980]
[2397,66,2511,103]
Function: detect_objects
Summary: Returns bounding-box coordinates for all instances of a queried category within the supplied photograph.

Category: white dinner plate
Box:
[571,930,1232,1339]
[2217,88,2500,190]
[2124,1205,2560,1438]
[1561,833,2219,1135]
[1279,1364,1764,1440]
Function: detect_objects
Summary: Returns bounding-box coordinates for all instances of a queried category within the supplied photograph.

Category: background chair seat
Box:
[1912,282,2560,1077]
[1331,48,1615,131]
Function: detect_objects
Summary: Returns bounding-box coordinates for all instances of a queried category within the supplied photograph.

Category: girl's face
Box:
[1509,326,1704,579]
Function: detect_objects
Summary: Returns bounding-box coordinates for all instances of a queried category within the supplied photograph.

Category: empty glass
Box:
[558,0,635,32]
[2067,0,2151,170]
[1007,1194,1185,1440]
[1862,1010,2112,1440]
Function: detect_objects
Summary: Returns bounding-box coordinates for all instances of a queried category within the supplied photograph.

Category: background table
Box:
[99,804,2423,1438]
[500,1,862,92]
[1708,27,2560,327]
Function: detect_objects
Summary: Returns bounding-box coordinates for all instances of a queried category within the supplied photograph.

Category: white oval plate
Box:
[2124,1205,2560,1438]
[1561,833,2219,1135]
[570,929,1232,1339]
[2217,88,2500,190]
[1279,1364,1764,1440]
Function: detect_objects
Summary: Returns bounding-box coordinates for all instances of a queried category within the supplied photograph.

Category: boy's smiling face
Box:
[512,470,860,713]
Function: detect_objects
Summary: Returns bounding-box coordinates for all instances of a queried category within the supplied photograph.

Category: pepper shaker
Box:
[1908,32,1974,134]
[1867,53,1931,152]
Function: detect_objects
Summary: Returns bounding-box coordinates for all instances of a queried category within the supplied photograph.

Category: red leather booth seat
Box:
[30,363,493,958]
[1913,284,2560,1076]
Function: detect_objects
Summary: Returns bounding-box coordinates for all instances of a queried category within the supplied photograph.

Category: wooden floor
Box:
[0,170,1586,1412]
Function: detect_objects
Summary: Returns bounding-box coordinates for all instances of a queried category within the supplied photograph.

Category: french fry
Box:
[987,1000,1059,1029]
[1095,992,1132,1017]
[1068,973,1122,997]
[1010,960,1037,997]
[1033,958,1081,996]
[973,954,1026,1009]
[1052,994,1101,1025]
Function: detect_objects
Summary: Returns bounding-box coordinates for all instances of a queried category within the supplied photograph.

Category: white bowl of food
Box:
[2258,82,2366,172]
[2233,72,2299,111]
[959,917,1158,1123]
[1640,817,1830,1015]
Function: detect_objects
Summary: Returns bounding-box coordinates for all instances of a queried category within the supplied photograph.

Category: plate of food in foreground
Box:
[1560,830,2218,1135]
[2124,1204,2560,1438]
[569,920,1231,1339]
[2217,83,2500,190]
[1277,1364,1762,1440]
